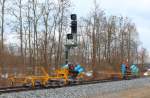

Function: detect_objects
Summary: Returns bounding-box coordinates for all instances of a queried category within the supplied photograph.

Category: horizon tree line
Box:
[0,0,148,75]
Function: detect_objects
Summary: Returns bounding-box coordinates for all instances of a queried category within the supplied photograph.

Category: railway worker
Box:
[121,62,127,79]
[67,64,75,79]
[69,64,74,71]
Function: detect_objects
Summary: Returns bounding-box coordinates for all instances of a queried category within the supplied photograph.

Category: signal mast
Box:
[65,14,77,64]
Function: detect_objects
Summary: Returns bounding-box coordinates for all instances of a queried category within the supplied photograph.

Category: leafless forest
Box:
[0,0,148,75]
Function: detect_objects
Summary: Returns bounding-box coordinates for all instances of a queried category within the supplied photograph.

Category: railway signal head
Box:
[71,14,77,20]
[71,14,77,34]
[67,34,73,40]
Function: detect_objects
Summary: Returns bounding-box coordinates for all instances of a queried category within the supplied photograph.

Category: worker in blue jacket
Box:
[121,62,126,79]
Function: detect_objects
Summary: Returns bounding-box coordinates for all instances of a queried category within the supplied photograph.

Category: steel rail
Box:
[0,77,143,94]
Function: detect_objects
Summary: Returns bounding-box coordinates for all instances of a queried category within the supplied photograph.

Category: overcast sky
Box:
[72,0,150,52]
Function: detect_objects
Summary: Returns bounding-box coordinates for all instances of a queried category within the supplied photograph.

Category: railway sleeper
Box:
[68,79,80,85]
[48,80,66,87]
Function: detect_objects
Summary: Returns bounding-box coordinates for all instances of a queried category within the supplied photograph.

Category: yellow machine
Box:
[8,66,70,88]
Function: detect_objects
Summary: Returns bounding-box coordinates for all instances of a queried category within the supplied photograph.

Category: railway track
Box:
[0,86,29,93]
[0,79,118,94]
[0,76,143,94]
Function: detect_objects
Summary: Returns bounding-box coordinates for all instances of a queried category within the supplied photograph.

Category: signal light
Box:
[71,21,77,33]
[71,14,77,20]
[67,34,73,39]
[71,14,77,34]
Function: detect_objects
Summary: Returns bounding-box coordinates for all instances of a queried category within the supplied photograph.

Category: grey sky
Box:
[72,0,150,52]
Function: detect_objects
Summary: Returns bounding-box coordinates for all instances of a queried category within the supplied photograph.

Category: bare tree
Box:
[0,0,6,65]
[8,0,25,64]
[0,0,6,50]
[42,0,53,67]
[19,0,23,63]
[54,0,70,68]
[26,0,32,66]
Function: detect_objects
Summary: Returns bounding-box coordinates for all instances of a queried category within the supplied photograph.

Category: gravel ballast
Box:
[0,77,150,98]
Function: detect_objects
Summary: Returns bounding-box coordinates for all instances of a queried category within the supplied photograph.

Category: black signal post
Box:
[65,14,78,64]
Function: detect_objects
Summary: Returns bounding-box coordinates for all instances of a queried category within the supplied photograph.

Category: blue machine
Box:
[74,64,84,74]
[130,64,139,76]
